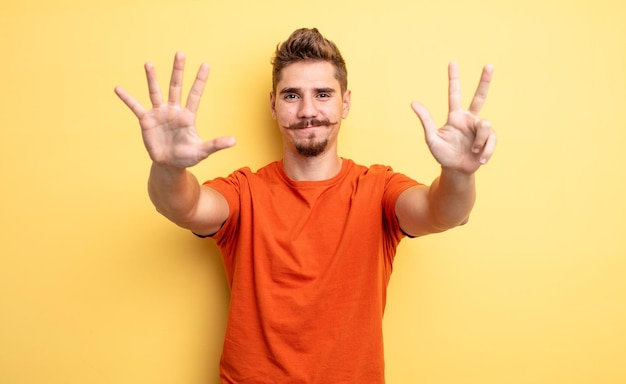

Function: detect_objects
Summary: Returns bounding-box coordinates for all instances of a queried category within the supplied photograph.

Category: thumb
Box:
[199,136,237,158]
[411,101,437,139]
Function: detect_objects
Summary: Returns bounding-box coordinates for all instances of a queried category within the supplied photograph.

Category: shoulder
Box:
[204,161,281,185]
[347,160,418,185]
[354,162,422,203]
[342,159,388,176]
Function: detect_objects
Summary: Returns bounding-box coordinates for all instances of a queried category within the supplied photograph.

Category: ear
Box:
[342,90,351,119]
[269,91,277,119]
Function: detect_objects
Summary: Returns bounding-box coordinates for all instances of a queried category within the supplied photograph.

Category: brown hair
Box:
[271,28,348,93]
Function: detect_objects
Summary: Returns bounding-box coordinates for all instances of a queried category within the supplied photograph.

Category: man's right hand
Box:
[114,51,236,169]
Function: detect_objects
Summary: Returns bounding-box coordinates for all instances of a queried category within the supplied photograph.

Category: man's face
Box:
[270,60,351,157]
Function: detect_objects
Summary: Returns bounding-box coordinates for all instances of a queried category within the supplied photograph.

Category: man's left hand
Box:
[411,62,496,175]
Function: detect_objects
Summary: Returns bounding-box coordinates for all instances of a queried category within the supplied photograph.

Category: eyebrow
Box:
[279,87,336,94]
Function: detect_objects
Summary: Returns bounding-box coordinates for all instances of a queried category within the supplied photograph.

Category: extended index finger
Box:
[186,62,210,113]
[468,64,494,115]
[145,61,162,108]
[448,61,462,112]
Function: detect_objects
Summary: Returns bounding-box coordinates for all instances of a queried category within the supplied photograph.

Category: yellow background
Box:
[1,0,625,383]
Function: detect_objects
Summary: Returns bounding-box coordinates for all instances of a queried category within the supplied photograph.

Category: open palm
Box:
[115,52,235,169]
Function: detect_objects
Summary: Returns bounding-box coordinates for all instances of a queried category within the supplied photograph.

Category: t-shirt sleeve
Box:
[382,168,422,241]
[201,168,249,244]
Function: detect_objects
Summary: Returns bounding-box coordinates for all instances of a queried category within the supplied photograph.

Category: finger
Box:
[471,119,493,154]
[472,120,496,164]
[168,51,186,106]
[144,62,162,108]
[469,64,494,115]
[479,131,497,164]
[198,136,237,158]
[186,62,210,113]
[114,86,147,118]
[448,61,462,112]
[411,101,438,138]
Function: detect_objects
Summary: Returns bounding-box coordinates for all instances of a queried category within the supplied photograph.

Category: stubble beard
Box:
[289,118,334,158]
[295,136,329,157]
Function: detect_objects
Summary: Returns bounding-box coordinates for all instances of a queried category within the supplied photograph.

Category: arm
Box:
[147,163,230,236]
[114,52,236,235]
[396,62,496,237]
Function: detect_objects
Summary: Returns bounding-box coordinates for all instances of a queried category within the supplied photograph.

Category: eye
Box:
[317,93,331,98]
[283,93,299,100]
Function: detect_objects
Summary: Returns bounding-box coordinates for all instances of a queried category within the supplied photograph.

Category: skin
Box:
[114,51,495,237]
[397,61,496,236]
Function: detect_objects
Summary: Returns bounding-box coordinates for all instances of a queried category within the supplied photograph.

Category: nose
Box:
[297,95,317,118]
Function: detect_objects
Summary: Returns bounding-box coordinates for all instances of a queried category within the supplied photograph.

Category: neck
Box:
[282,150,343,181]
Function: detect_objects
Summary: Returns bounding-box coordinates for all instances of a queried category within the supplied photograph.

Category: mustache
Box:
[287,119,336,130]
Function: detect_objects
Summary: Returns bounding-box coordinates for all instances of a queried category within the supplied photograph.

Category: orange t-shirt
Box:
[204,159,419,383]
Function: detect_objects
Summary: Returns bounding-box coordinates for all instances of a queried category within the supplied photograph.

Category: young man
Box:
[115,28,495,383]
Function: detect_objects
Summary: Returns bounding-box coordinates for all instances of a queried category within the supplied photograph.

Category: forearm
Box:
[147,163,202,227]
[428,168,476,230]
